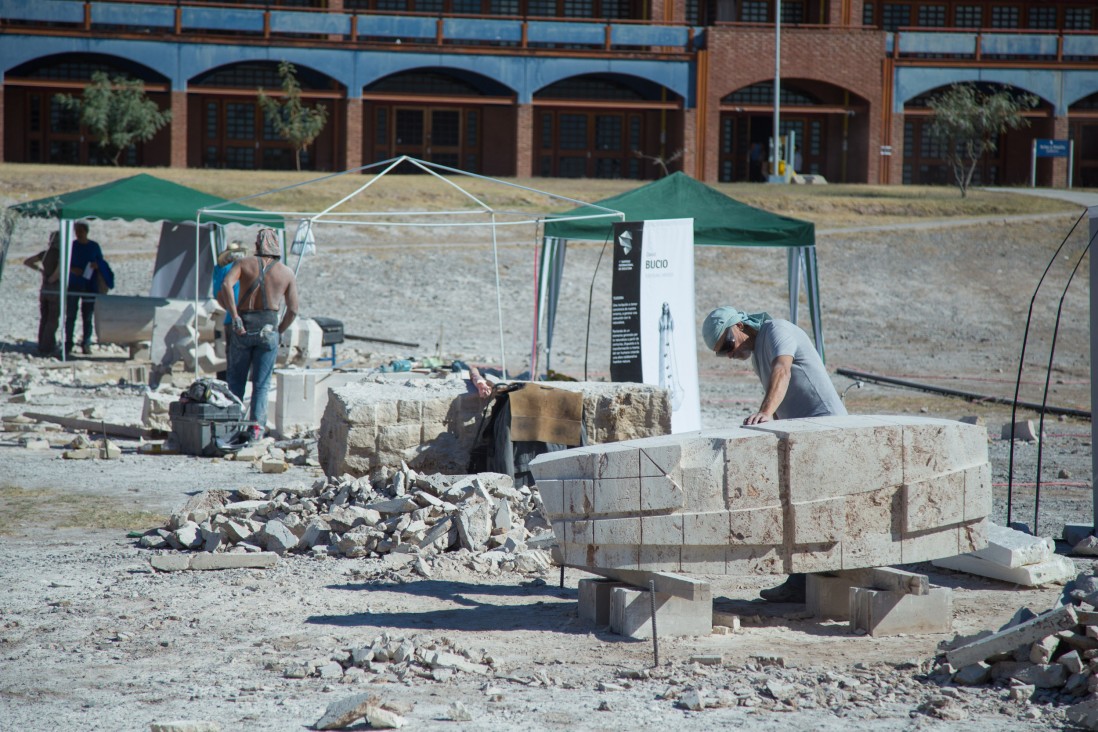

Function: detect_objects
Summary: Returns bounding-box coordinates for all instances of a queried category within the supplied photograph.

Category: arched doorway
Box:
[718,79,869,183]
[189,61,343,171]
[362,68,515,175]
[4,53,171,166]
[533,73,683,180]
[901,82,1053,186]
[1070,91,1098,188]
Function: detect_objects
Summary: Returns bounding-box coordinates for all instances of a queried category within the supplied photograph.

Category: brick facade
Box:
[703,26,887,183]
[515,104,533,178]
[170,91,187,169]
[344,97,363,171]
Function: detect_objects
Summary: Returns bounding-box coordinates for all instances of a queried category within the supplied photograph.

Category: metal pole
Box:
[771,0,781,183]
[1090,206,1098,535]
[649,580,659,667]
[1069,141,1075,189]
[1030,139,1036,188]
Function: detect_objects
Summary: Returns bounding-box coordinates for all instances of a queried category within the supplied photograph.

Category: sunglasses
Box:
[715,326,736,356]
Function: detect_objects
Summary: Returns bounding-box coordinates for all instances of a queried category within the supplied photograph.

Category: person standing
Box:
[212,241,245,381]
[220,229,298,441]
[23,231,62,357]
[702,305,846,602]
[64,221,113,356]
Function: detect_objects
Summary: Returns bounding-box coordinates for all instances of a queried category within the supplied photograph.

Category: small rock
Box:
[447,701,472,722]
[313,693,377,730]
[689,655,723,666]
[317,661,344,679]
[1067,697,1098,730]
[678,688,706,711]
[750,654,785,668]
[953,662,991,686]
[365,706,405,729]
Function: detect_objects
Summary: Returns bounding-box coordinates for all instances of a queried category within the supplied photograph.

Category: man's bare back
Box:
[221,246,299,336]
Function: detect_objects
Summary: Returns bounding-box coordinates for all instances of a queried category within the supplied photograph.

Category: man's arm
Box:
[220,264,244,334]
[23,251,45,271]
[278,277,299,334]
[744,354,793,425]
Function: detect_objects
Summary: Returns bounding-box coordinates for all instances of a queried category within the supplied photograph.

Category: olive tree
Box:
[54,72,172,166]
[258,61,329,171]
[927,83,1038,197]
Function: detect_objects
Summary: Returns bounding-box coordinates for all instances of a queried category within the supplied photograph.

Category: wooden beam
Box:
[23,411,160,440]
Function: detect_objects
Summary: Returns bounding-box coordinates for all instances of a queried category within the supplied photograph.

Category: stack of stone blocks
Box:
[532,414,991,638]
[319,377,671,479]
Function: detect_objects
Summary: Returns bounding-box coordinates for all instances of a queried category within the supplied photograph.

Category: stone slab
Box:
[972,522,1055,568]
[946,604,1079,668]
[849,586,952,636]
[609,585,713,639]
[932,552,1075,586]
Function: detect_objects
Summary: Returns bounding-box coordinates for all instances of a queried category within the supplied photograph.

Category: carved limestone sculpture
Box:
[530,415,990,575]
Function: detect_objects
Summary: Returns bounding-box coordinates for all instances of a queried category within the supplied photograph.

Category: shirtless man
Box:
[220,228,299,440]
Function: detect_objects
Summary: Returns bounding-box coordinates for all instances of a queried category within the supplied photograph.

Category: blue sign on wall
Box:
[1036,139,1070,158]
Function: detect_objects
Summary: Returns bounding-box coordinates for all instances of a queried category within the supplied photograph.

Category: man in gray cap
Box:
[221,228,299,441]
[702,305,845,601]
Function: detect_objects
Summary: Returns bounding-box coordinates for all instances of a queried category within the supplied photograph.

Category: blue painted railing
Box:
[890,28,1098,60]
[0,0,699,53]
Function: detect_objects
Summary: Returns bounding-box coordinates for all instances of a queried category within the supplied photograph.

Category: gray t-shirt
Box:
[751,319,846,420]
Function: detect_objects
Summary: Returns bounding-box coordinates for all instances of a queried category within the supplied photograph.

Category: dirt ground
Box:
[0,178,1096,731]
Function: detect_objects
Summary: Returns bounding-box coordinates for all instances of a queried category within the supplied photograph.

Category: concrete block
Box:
[722,429,782,510]
[641,513,684,545]
[535,479,565,520]
[807,573,859,620]
[726,544,782,575]
[683,511,730,546]
[729,505,783,545]
[788,541,842,573]
[591,517,641,546]
[932,552,1074,586]
[903,472,964,533]
[189,552,279,570]
[849,586,952,636]
[589,543,640,570]
[578,578,629,626]
[963,463,993,521]
[640,474,685,513]
[563,479,593,518]
[594,442,640,479]
[946,604,1078,668]
[792,496,846,544]
[609,585,712,639]
[150,555,192,572]
[958,518,989,554]
[1001,420,1039,442]
[841,486,902,569]
[901,417,989,482]
[902,526,959,564]
[679,544,728,574]
[638,543,682,572]
[592,477,640,516]
[972,522,1055,568]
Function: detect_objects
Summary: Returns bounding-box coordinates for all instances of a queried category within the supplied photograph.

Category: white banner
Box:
[611,218,701,433]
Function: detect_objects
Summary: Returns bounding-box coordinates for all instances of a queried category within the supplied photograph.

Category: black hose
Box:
[1006,210,1086,527]
[1033,227,1095,535]
[583,231,613,381]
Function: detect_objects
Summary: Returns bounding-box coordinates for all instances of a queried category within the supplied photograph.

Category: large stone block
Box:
[533,415,989,577]
[850,586,953,636]
[609,585,712,639]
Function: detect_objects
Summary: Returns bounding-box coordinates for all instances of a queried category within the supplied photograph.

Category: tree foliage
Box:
[54,72,172,166]
[927,83,1038,197]
[258,62,329,172]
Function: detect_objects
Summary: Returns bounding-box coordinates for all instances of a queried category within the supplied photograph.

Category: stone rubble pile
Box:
[140,465,555,573]
[280,632,494,687]
[935,569,1098,729]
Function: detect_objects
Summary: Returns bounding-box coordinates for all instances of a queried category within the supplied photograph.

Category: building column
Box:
[1052,114,1070,187]
[680,107,696,181]
[515,103,533,178]
[170,91,187,168]
[345,97,363,170]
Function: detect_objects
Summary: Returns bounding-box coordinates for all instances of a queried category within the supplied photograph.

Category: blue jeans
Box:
[227,328,278,430]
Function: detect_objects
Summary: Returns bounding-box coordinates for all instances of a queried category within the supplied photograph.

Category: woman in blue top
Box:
[65,221,113,356]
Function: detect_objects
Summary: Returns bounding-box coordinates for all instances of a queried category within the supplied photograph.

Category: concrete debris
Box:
[446,701,472,722]
[1001,419,1040,442]
[150,552,279,572]
[313,693,379,730]
[148,723,221,732]
[945,603,1078,668]
[142,469,553,575]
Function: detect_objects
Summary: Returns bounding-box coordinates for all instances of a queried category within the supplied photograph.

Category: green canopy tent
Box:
[6,173,282,361]
[540,172,824,372]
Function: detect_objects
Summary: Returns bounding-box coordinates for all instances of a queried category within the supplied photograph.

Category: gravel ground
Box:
[0,191,1095,731]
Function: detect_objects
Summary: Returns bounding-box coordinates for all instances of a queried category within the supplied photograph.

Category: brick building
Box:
[1,1,1096,185]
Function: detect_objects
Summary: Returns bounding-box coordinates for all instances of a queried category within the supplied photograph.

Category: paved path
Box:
[982,187,1098,208]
